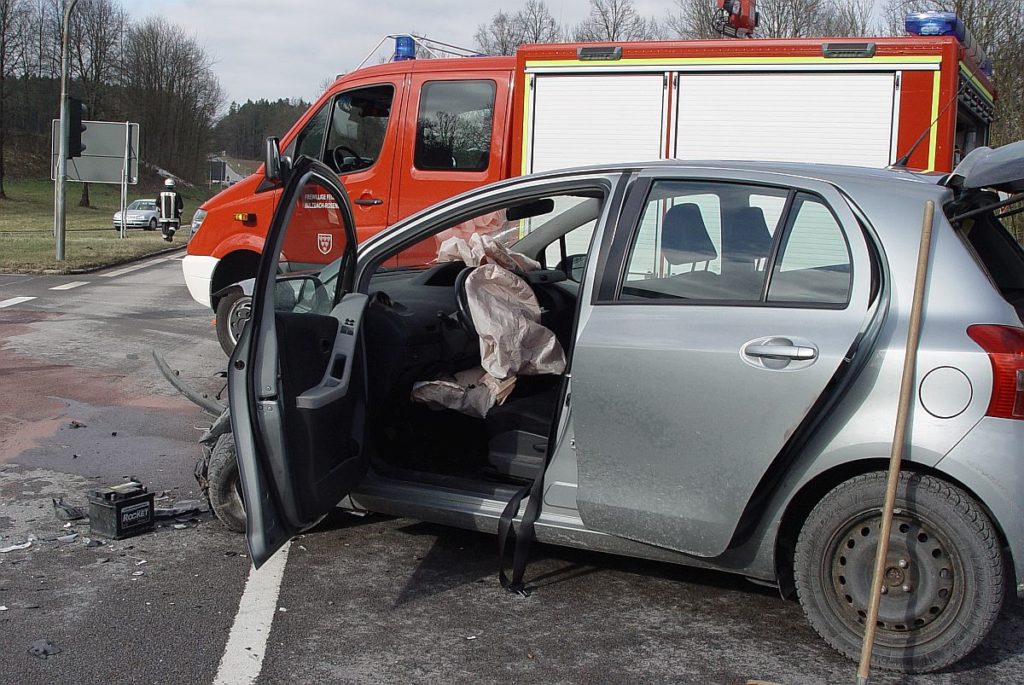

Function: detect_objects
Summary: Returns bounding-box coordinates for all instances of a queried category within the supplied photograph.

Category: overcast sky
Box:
[119,0,702,107]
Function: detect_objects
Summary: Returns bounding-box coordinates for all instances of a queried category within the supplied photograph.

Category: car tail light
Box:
[967,325,1024,420]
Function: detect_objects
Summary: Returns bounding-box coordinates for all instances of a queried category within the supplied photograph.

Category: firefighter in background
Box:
[159,178,184,242]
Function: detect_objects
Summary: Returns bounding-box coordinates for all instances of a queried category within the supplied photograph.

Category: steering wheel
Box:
[453,266,476,334]
[331,145,362,172]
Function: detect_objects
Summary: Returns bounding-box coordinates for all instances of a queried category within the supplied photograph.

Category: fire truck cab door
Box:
[395,71,510,220]
[319,77,405,243]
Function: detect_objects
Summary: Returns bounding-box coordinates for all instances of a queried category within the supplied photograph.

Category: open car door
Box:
[228,156,365,568]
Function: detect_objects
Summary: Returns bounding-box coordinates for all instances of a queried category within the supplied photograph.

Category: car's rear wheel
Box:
[215,291,251,356]
[795,471,1003,673]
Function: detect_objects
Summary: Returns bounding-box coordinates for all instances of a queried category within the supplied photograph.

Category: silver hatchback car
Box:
[228,143,1024,674]
[112,199,160,230]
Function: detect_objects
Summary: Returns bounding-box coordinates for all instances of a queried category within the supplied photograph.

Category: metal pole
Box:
[855,200,936,685]
[120,121,129,238]
[54,0,80,262]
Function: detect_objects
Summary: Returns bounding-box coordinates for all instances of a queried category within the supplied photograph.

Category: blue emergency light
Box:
[394,35,416,61]
[905,11,966,39]
[905,12,994,78]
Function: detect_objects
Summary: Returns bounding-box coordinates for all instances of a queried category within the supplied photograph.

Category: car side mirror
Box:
[264,137,292,185]
[274,274,330,314]
[558,254,587,282]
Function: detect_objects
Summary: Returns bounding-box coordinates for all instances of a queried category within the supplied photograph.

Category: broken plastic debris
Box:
[28,639,61,659]
[131,570,144,577]
[466,635,478,641]
[84,538,104,548]
[154,499,207,519]
[69,420,86,429]
[57,533,78,543]
[173,524,187,530]
[0,606,7,611]
[0,539,33,553]
[278,607,287,613]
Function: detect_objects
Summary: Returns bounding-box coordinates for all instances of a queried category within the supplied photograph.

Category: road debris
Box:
[28,639,61,659]
[68,420,86,429]
[57,533,78,543]
[154,499,207,519]
[52,497,87,521]
[0,537,34,553]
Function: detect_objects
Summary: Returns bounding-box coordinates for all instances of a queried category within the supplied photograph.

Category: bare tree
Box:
[69,0,125,206]
[666,0,720,39]
[755,0,826,38]
[475,10,523,56]
[819,0,877,36]
[0,0,27,198]
[573,0,663,41]
[120,16,223,180]
[519,0,561,43]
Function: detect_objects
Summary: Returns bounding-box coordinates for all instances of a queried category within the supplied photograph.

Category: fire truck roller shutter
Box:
[528,74,666,174]
[674,72,899,168]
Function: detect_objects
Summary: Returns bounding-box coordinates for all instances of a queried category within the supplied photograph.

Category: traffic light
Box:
[68,96,87,158]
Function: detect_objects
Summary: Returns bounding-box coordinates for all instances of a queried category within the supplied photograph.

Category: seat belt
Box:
[497,472,544,595]
[497,379,569,595]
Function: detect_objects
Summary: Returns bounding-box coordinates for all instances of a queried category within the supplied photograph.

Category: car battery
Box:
[88,482,155,539]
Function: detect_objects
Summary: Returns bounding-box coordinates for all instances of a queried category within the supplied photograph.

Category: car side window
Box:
[324,84,395,174]
[414,80,496,172]
[618,181,788,302]
[767,194,852,305]
[290,102,330,161]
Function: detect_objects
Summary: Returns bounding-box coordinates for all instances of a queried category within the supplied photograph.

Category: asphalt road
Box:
[1,254,1022,684]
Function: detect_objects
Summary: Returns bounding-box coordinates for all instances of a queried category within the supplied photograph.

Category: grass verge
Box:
[0,179,214,273]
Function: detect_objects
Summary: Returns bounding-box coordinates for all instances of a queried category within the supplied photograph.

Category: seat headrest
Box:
[661,203,717,266]
[724,207,773,263]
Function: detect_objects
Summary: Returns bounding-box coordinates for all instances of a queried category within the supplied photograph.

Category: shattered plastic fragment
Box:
[28,639,61,659]
[57,533,78,543]
[0,540,33,553]
[154,500,207,519]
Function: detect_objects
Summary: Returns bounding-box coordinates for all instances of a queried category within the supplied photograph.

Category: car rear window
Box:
[956,208,1024,318]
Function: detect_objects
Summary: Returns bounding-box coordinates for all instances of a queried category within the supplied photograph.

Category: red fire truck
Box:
[184,21,996,352]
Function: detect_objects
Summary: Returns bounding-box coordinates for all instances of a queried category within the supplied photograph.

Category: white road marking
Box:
[0,296,36,309]
[49,281,89,291]
[101,256,173,278]
[214,542,291,685]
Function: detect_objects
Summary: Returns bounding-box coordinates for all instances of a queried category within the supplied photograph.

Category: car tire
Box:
[147,218,157,231]
[215,290,252,357]
[794,471,1003,674]
[208,433,246,533]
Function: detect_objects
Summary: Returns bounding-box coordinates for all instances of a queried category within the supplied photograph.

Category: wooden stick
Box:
[855,200,936,685]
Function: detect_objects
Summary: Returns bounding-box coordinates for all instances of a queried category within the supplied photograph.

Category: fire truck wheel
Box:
[208,432,246,533]
[216,290,252,356]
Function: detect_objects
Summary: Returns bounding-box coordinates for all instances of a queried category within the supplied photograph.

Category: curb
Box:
[3,244,187,276]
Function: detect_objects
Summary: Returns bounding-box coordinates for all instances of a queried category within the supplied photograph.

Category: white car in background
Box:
[112,199,160,230]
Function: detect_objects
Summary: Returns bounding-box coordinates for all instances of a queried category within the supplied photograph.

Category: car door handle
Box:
[745,344,817,361]
[354,197,382,206]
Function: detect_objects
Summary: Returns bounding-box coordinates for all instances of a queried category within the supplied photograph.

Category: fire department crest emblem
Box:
[317,233,332,255]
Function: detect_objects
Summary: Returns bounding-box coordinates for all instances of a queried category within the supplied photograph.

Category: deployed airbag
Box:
[412,233,566,417]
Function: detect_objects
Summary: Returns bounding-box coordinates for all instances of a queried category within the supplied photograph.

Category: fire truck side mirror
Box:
[264,137,291,185]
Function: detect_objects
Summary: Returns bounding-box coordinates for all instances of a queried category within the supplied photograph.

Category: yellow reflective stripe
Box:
[526,55,943,69]
[521,75,533,175]
[927,70,941,172]
[959,63,993,102]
